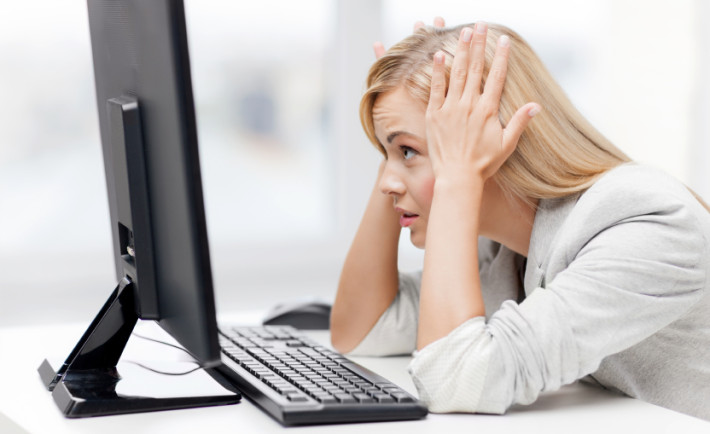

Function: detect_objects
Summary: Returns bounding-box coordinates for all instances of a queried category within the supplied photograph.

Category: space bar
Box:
[341,362,396,386]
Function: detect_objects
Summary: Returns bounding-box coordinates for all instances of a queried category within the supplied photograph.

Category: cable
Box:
[128,331,205,376]
[131,331,195,356]
[123,360,203,376]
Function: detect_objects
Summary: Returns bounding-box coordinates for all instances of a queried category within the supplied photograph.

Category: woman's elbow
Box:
[329,315,360,354]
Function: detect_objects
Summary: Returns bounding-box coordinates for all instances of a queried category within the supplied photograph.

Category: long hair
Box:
[360,23,709,211]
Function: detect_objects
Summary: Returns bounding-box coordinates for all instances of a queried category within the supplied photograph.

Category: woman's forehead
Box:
[372,88,427,129]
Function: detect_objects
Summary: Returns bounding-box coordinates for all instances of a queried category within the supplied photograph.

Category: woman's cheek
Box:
[420,176,436,215]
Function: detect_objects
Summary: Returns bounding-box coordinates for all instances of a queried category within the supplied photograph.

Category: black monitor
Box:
[38,0,240,417]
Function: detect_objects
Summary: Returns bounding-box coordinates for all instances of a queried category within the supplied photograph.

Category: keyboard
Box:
[216,325,428,426]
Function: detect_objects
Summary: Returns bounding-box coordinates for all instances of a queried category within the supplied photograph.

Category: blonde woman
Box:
[330,21,710,420]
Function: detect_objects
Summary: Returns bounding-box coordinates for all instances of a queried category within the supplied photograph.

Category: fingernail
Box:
[499,35,510,47]
[528,105,541,117]
[461,27,473,42]
[434,52,445,65]
[475,22,487,34]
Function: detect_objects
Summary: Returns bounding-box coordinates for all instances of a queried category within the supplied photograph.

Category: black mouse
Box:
[262,300,332,330]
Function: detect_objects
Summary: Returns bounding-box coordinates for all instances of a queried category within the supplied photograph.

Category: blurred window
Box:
[185,0,336,246]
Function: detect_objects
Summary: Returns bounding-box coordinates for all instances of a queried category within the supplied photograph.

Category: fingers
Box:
[427,52,447,111]
[431,24,515,117]
[502,103,541,154]
[481,35,511,111]
[446,27,474,100]
[462,22,488,102]
[416,17,444,31]
[390,17,448,60]
[373,41,386,59]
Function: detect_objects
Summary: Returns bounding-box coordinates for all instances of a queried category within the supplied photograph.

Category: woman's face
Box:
[372,87,435,248]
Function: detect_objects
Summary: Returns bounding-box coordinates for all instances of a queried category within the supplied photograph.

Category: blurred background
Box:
[0,0,708,327]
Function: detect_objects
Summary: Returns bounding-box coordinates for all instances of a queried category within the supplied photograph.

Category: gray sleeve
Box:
[346,270,422,356]
[408,192,707,413]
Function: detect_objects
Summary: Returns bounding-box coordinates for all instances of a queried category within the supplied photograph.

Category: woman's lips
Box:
[399,214,418,227]
[396,207,419,227]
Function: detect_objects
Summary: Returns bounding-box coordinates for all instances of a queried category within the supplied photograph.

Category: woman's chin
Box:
[409,231,425,249]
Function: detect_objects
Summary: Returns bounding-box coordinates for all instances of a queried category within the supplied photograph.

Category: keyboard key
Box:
[317,396,338,404]
[334,394,357,404]
[280,385,299,393]
[374,394,396,404]
[383,386,404,394]
[353,393,375,403]
[322,385,341,393]
[287,394,309,402]
[392,392,415,403]
[286,340,306,347]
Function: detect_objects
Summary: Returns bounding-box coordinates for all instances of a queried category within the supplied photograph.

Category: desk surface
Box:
[1,317,708,434]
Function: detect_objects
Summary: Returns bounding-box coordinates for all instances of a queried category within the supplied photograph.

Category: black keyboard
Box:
[216,325,428,426]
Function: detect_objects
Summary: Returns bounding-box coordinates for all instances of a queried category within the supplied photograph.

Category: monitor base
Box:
[39,360,238,418]
[38,278,240,418]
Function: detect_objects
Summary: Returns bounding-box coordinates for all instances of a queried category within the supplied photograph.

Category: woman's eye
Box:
[401,146,417,160]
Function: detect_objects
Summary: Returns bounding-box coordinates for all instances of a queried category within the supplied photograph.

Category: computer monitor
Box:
[37,0,240,417]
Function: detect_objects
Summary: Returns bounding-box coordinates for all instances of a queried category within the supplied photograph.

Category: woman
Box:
[330,22,710,420]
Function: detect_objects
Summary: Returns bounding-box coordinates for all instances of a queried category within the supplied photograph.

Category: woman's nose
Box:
[378,163,406,196]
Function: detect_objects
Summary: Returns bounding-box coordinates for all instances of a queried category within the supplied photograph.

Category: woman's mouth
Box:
[397,209,419,228]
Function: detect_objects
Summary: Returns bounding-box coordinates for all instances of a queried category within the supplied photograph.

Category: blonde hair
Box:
[361,23,633,206]
[361,23,710,212]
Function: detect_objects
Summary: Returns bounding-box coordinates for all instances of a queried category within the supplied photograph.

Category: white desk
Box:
[1,318,708,434]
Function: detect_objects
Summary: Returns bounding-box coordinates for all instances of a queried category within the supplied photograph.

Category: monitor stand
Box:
[37,96,240,417]
[37,277,240,418]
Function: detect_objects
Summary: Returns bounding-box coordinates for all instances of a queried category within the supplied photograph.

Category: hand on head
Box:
[425,22,541,182]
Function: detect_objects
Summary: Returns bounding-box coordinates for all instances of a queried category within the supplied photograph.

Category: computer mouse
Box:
[262,300,332,330]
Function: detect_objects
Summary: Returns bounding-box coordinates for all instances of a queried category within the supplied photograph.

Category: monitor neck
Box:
[107,96,159,319]
[39,277,138,391]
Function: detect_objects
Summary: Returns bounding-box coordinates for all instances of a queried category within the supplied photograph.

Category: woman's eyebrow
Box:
[386,131,419,144]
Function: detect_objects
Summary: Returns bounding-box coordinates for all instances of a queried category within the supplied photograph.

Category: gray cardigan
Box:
[349,163,710,420]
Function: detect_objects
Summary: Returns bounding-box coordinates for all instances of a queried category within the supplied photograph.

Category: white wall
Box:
[690,0,710,201]
[0,0,707,326]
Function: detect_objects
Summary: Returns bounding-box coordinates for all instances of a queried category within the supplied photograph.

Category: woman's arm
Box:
[417,23,539,349]
[330,162,402,353]
[331,17,448,354]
